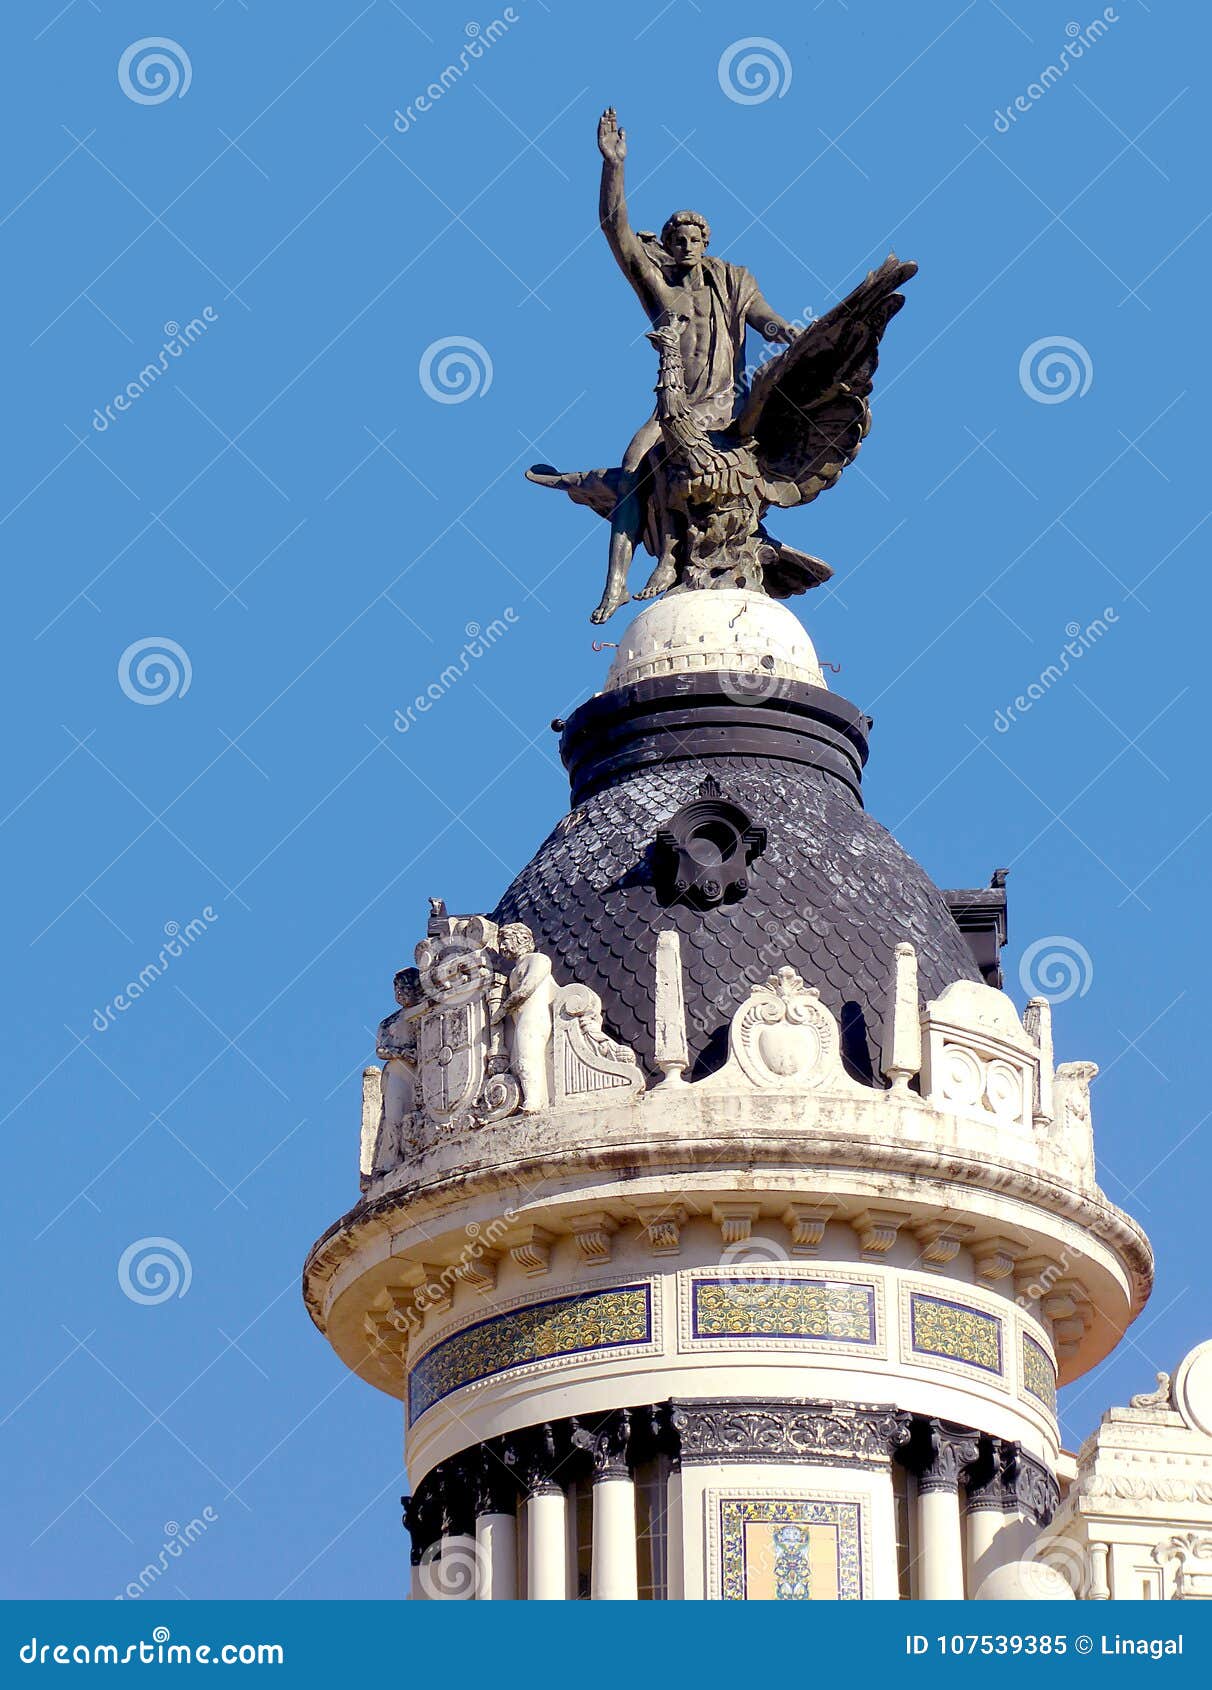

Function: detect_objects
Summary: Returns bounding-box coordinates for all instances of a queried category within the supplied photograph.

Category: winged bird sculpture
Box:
[526,109,917,623]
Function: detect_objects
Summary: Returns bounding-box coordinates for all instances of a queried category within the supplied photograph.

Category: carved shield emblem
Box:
[418,996,487,1121]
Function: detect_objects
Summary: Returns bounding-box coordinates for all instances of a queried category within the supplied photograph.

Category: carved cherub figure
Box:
[372,966,425,1172]
[492,923,557,1114]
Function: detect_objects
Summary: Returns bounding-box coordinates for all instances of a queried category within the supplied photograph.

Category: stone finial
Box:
[1054,1060,1098,1179]
[359,1066,384,1183]
[883,941,921,1093]
[654,929,690,1084]
[1023,995,1054,1124]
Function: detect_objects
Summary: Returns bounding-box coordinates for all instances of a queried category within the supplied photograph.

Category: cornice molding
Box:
[305,1117,1151,1337]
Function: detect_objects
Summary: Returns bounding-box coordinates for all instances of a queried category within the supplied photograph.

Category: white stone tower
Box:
[303,590,1153,1601]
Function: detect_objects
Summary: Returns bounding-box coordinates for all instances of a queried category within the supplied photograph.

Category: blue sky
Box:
[2,0,1209,1600]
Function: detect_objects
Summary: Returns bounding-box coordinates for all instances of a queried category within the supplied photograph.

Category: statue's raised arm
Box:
[597,108,668,320]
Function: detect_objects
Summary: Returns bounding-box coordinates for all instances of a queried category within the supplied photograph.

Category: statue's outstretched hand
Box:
[597,107,626,164]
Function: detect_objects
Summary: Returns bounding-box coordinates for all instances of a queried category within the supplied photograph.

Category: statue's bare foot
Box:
[590,586,631,624]
[637,560,677,600]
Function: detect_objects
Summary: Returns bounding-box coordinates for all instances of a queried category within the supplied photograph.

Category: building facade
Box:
[303,590,1212,1600]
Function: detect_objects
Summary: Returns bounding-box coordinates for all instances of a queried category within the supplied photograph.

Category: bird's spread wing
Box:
[736,254,917,507]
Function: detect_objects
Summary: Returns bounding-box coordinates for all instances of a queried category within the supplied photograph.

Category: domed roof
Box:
[494,746,980,1086]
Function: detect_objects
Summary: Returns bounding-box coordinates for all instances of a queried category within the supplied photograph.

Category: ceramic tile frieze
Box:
[407,1281,653,1424]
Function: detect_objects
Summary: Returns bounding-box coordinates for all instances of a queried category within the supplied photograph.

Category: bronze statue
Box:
[527,108,917,623]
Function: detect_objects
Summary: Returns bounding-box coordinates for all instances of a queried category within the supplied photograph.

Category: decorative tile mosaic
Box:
[407,1283,651,1424]
[692,1277,877,1345]
[1022,1333,1058,1411]
[718,1497,863,1600]
[909,1291,1003,1375]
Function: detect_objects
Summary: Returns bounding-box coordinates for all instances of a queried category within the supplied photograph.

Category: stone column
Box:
[474,1440,520,1601]
[521,1424,568,1601]
[592,1479,639,1600]
[475,1515,516,1600]
[964,1436,1012,1594]
[1087,1539,1111,1601]
[584,1410,638,1601]
[1001,1443,1060,1567]
[428,1457,478,1599]
[664,1466,685,1601]
[432,1533,478,1599]
[916,1421,980,1600]
[402,1485,440,1601]
[526,1489,568,1599]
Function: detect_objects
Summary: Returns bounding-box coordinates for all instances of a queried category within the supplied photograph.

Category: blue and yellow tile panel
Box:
[909,1291,1003,1375]
[692,1277,877,1345]
[407,1282,651,1425]
[719,1498,863,1600]
[1022,1333,1058,1411]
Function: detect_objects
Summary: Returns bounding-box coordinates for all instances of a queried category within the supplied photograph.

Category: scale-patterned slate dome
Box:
[494,737,980,1086]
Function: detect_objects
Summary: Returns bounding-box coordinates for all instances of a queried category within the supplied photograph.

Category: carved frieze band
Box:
[669,1399,911,1470]
[400,1401,1055,1559]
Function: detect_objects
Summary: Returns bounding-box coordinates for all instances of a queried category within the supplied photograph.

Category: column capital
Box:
[402,1479,443,1565]
[436,1454,477,1539]
[1000,1441,1059,1525]
[916,1419,982,1493]
[474,1437,522,1517]
[571,1408,632,1480]
[962,1435,1005,1512]
[515,1421,564,1498]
